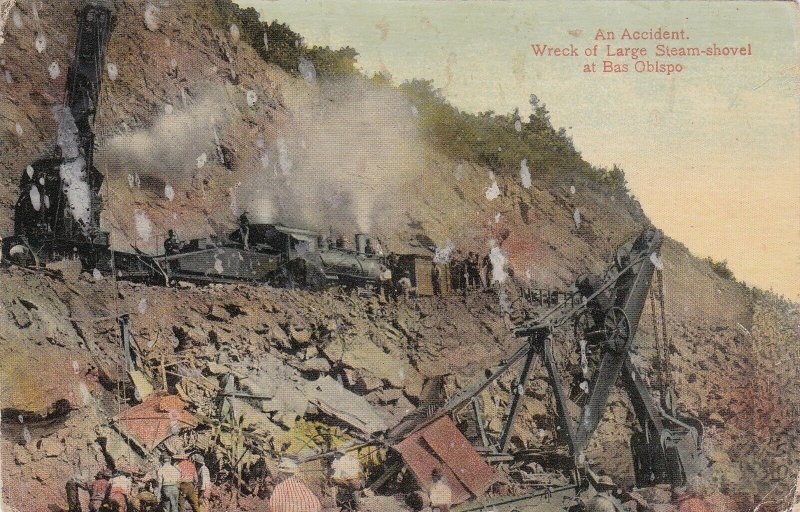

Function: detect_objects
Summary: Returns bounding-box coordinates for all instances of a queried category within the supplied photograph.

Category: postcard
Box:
[0,1,797,511]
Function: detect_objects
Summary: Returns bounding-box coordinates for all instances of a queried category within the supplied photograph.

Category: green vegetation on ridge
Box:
[207,0,639,212]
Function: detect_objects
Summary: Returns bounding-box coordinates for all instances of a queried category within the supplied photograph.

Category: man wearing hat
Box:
[156,453,180,512]
[108,469,133,512]
[191,454,212,511]
[173,451,200,512]
[89,469,113,512]
[269,458,321,512]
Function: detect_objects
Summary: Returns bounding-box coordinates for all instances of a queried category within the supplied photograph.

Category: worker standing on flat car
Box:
[239,211,251,250]
[164,229,181,255]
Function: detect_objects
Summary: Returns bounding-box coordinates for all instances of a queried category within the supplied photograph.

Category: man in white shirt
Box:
[429,468,452,512]
[156,454,181,512]
[192,454,212,504]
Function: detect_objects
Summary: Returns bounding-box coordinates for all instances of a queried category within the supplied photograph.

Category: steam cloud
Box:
[96,92,232,188]
[239,78,424,235]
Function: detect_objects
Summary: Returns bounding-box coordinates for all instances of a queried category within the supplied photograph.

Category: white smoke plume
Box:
[97,92,232,187]
[239,78,424,235]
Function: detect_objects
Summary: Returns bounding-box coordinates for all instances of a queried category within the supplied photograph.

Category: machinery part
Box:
[573,229,663,456]
[12,0,115,252]
[602,307,630,352]
[574,310,604,347]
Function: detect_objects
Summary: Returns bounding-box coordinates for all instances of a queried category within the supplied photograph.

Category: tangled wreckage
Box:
[0,0,401,290]
[370,226,708,511]
[105,225,709,512]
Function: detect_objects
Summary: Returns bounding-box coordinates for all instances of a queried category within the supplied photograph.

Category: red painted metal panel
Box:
[115,395,197,450]
[421,416,496,496]
[394,416,496,504]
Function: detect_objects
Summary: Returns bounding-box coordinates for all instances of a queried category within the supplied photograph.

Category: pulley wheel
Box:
[603,307,630,352]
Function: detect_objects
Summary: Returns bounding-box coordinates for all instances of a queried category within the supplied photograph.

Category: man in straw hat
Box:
[269,457,322,512]
[156,453,180,512]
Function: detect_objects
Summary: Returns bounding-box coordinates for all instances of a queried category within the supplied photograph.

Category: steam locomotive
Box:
[0,0,392,290]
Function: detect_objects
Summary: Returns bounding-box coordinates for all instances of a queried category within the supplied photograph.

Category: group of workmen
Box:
[67,450,455,512]
[66,451,211,512]
[449,251,494,292]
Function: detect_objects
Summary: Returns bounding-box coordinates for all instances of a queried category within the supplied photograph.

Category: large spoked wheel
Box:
[603,307,630,352]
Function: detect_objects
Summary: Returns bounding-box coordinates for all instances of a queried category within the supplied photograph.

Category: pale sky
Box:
[241,0,800,300]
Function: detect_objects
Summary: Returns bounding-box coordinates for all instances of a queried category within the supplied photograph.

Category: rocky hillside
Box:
[1,1,799,511]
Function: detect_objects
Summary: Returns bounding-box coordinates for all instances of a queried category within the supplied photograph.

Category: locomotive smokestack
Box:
[355,234,367,255]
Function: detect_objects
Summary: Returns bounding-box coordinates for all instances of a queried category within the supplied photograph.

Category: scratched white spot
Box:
[433,240,455,264]
[5,70,12,83]
[106,63,118,81]
[15,122,23,135]
[26,165,34,179]
[196,153,207,169]
[34,32,46,53]
[144,4,160,31]
[72,360,80,374]
[169,58,178,71]
[22,426,31,444]
[43,195,50,209]
[127,174,135,188]
[48,61,60,79]
[485,172,500,200]
[489,242,509,284]
[514,119,522,132]
[520,158,531,189]
[246,90,257,108]
[214,258,224,274]
[134,210,153,242]
[92,268,102,280]
[138,297,148,314]
[570,185,576,195]
[164,184,175,201]
[164,103,173,115]
[229,24,240,43]
[17,414,23,424]
[263,33,269,52]
[298,57,317,85]
[573,209,581,229]
[650,252,664,270]
[29,185,41,211]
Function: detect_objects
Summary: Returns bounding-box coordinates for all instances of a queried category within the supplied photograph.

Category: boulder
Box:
[289,325,313,346]
[40,436,64,457]
[323,336,412,388]
[302,358,331,373]
[13,444,32,465]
